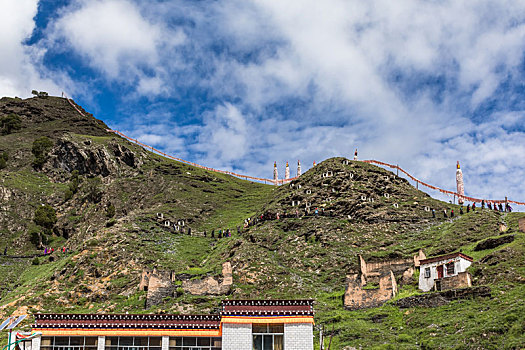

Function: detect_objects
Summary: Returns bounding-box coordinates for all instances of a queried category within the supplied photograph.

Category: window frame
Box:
[424,267,431,278]
[446,262,455,276]
[167,336,221,350]
[252,323,284,350]
[41,337,98,350]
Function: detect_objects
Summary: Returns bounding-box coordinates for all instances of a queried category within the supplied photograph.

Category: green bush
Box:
[32,136,54,168]
[69,170,80,193]
[85,177,102,203]
[0,151,7,169]
[31,257,40,265]
[106,203,116,218]
[34,204,57,233]
[0,114,22,135]
[64,189,73,201]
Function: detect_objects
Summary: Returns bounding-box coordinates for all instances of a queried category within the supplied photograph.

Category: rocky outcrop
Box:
[47,137,141,178]
[474,235,515,251]
[394,286,491,308]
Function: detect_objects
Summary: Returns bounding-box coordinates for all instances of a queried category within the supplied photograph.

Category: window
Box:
[41,337,98,350]
[252,323,284,350]
[168,337,221,350]
[424,267,431,278]
[446,262,455,275]
[105,337,161,350]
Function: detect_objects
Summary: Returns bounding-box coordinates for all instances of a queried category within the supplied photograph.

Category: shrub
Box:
[0,151,8,169]
[106,203,116,218]
[0,114,22,135]
[34,204,57,233]
[32,257,40,265]
[85,177,102,203]
[32,136,54,168]
[69,170,80,193]
[64,189,73,201]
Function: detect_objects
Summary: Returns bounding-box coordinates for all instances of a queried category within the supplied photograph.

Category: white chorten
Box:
[456,161,465,204]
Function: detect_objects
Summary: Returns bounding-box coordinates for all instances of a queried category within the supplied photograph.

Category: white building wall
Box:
[419,257,472,292]
[222,323,252,350]
[284,323,314,350]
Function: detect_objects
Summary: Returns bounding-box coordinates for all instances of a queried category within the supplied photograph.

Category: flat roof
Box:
[419,252,473,265]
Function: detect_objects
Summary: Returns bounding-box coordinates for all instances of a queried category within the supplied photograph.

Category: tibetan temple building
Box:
[22,300,314,350]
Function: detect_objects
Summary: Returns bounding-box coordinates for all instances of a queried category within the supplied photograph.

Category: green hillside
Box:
[0,96,524,349]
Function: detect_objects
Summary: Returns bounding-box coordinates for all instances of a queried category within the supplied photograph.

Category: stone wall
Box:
[221,323,252,350]
[182,262,233,295]
[139,262,233,307]
[344,270,397,310]
[284,323,314,350]
[519,218,525,233]
[439,271,471,291]
[395,286,491,308]
[359,249,425,282]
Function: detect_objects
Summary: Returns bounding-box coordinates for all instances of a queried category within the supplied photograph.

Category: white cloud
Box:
[52,0,185,87]
[0,0,62,97]
[195,103,250,164]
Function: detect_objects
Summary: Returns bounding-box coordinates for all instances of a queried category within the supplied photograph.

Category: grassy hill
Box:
[0,96,524,349]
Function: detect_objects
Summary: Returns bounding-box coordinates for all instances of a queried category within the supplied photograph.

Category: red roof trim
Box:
[419,252,473,265]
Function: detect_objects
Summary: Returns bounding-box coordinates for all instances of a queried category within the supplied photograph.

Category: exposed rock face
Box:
[394,286,491,308]
[47,137,141,178]
[474,235,515,251]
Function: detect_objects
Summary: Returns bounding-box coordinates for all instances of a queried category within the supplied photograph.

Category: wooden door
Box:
[437,265,444,279]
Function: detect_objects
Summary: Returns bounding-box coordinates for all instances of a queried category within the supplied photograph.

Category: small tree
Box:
[64,170,81,201]
[0,114,22,135]
[69,170,80,193]
[106,203,116,218]
[32,136,54,168]
[0,151,7,170]
[34,204,57,234]
[85,177,102,203]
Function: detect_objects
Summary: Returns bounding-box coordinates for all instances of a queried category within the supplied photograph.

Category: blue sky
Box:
[1,0,525,206]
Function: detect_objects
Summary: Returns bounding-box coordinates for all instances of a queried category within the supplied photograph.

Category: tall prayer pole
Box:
[354,148,358,161]
[456,161,465,204]
[297,160,302,177]
[285,161,290,179]
[273,162,278,184]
